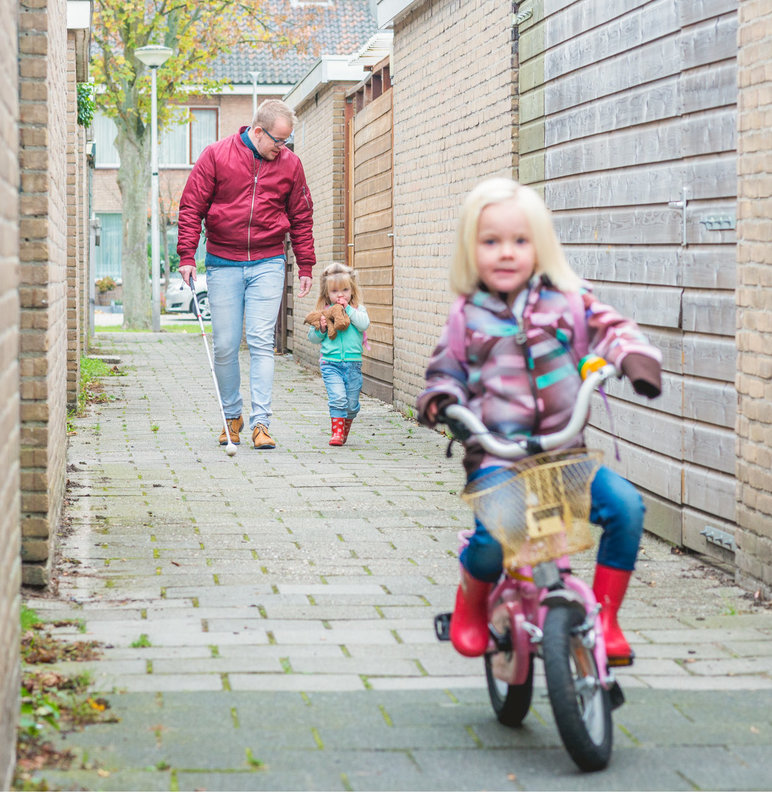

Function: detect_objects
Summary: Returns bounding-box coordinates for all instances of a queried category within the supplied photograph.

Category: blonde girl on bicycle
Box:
[417,177,662,666]
[308,262,370,446]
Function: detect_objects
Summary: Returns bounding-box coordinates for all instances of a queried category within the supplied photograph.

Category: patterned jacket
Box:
[416,278,662,477]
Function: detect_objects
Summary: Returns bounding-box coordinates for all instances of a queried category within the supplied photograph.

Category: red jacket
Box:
[177,127,316,278]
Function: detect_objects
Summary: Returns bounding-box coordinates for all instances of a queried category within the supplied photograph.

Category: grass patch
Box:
[67,357,123,432]
[20,606,42,634]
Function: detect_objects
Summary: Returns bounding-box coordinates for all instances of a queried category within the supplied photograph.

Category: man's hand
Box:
[298,276,312,299]
[179,265,197,287]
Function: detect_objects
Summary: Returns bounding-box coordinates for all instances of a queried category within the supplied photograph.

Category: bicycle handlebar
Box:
[441,363,620,460]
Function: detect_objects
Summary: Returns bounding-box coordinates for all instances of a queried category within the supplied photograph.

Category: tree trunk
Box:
[116,128,151,329]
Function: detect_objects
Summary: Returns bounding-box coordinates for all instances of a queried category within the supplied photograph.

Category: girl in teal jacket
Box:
[307,263,370,446]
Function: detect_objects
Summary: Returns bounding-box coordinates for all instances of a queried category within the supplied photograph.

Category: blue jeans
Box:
[320,361,362,419]
[206,258,286,429]
[460,464,645,582]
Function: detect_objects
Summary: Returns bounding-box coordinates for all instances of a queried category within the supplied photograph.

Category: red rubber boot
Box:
[341,418,354,445]
[593,564,634,666]
[329,417,345,446]
[449,570,493,657]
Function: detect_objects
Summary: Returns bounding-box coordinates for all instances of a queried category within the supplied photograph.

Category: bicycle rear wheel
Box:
[485,652,534,727]
[542,605,612,771]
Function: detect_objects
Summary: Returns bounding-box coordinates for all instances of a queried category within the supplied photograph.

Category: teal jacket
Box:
[307,304,370,362]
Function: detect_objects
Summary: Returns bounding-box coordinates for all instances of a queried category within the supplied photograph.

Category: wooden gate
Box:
[518,2,738,563]
[345,60,394,403]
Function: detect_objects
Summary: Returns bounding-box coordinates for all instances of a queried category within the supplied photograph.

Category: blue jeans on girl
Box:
[206,257,286,429]
[460,465,645,581]
[321,361,362,419]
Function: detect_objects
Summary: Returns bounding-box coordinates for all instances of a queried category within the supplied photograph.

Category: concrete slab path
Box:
[24,331,772,791]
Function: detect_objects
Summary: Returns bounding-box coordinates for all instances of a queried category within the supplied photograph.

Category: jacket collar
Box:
[469,275,544,319]
[240,126,262,159]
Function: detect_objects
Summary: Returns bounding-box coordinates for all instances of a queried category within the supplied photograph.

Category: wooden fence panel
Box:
[348,81,394,403]
[519,0,739,562]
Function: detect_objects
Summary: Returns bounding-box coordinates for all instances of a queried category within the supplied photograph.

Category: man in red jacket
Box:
[177,99,315,450]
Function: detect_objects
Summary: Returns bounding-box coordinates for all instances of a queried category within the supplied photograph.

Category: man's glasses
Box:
[262,128,290,147]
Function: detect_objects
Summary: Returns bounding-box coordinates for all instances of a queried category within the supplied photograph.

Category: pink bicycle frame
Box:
[486,561,611,688]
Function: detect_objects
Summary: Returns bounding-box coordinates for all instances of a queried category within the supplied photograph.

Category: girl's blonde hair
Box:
[316,262,362,310]
[450,177,582,295]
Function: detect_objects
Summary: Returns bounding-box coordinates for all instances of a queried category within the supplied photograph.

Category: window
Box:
[94,213,123,280]
[94,113,120,167]
[93,108,218,168]
[191,109,218,161]
[159,108,218,166]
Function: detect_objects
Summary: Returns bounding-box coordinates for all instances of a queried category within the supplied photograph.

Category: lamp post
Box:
[249,71,260,118]
[135,44,173,332]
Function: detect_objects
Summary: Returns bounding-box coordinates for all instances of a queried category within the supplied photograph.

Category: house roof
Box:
[212,0,378,86]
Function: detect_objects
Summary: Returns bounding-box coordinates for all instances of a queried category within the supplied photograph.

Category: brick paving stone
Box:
[19,334,772,791]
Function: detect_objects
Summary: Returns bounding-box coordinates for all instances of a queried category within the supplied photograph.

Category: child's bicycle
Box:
[434,361,625,772]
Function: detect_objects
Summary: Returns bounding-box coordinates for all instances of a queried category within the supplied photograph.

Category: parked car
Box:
[164,273,210,320]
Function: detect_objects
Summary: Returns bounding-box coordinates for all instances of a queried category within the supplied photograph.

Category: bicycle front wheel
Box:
[542,605,612,772]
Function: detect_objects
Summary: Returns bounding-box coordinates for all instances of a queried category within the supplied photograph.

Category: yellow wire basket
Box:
[461,449,602,569]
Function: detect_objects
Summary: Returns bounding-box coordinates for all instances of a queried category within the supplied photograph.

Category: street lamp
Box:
[136,44,173,332]
[249,71,260,118]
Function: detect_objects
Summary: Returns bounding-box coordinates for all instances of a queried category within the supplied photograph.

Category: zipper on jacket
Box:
[247,158,262,260]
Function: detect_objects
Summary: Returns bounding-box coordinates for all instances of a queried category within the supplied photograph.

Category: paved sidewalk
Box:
[25,332,772,791]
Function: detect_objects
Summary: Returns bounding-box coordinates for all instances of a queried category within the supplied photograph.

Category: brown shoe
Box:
[252,423,276,450]
[219,416,244,445]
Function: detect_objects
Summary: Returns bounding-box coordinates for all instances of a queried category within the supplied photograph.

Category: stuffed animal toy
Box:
[304,303,350,340]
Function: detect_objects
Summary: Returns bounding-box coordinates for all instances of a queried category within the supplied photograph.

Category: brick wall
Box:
[220,94,253,135]
[66,32,83,406]
[291,83,354,370]
[0,0,20,784]
[389,0,517,412]
[19,0,69,586]
[736,2,772,597]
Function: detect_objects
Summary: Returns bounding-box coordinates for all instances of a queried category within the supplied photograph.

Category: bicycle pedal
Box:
[608,681,625,711]
[434,612,452,641]
[607,651,635,668]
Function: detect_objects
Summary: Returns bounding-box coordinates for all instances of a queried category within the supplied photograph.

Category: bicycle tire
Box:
[485,652,534,727]
[542,605,612,771]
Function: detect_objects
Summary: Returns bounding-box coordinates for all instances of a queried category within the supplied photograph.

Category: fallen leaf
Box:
[97,769,111,777]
